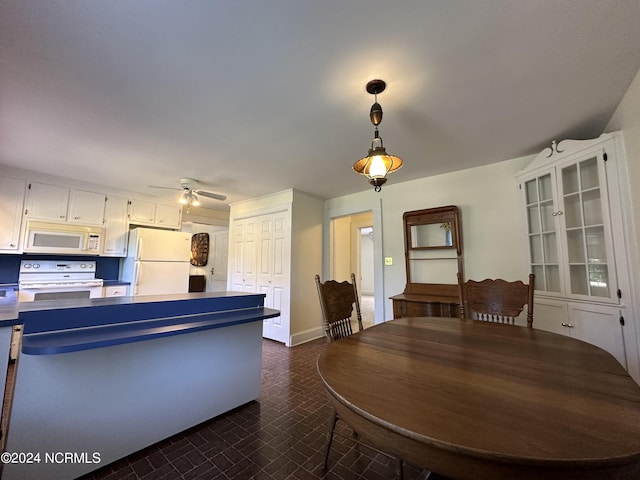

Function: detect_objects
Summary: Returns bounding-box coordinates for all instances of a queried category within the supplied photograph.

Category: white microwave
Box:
[24,221,104,255]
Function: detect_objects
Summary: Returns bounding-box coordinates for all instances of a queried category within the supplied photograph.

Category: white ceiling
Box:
[2,1,640,209]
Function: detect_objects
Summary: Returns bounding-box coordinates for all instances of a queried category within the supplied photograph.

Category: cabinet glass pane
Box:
[566,229,585,263]
[540,201,555,232]
[563,193,582,228]
[570,265,588,295]
[582,189,603,225]
[532,265,544,288]
[562,164,579,194]
[527,206,540,234]
[579,157,599,189]
[538,174,553,201]
[530,236,542,263]
[585,226,606,263]
[525,180,538,204]
[546,265,561,292]
[589,264,609,297]
[542,233,557,263]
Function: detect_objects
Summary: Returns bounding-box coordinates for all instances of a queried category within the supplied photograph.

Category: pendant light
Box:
[353,79,403,191]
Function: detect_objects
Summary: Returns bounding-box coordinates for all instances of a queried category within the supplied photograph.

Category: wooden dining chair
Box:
[315,274,405,478]
[314,273,363,342]
[457,273,535,327]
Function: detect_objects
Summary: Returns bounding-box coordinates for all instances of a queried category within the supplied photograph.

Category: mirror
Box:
[411,223,453,248]
[403,206,463,295]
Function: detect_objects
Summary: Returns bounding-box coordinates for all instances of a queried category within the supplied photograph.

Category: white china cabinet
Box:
[516,132,638,376]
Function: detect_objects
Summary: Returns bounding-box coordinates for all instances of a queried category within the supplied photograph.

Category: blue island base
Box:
[2,292,276,480]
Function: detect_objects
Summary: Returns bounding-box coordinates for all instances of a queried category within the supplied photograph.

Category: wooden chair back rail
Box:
[458,273,535,327]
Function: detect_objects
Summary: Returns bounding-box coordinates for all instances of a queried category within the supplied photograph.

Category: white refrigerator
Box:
[121,228,191,296]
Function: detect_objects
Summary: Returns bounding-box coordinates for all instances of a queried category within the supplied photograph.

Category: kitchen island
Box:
[1,292,278,480]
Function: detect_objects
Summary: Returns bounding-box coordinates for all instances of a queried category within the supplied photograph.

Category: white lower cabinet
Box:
[535,297,626,368]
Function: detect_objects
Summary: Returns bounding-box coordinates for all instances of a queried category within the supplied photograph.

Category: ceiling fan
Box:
[146,178,227,206]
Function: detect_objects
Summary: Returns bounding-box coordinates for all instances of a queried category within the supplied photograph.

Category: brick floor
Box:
[79,338,439,480]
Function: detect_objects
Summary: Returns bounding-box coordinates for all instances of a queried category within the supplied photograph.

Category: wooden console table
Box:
[391,292,459,318]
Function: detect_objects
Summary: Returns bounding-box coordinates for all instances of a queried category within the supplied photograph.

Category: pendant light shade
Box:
[353,79,403,191]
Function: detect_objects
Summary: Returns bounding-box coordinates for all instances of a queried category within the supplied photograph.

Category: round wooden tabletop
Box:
[316,317,640,480]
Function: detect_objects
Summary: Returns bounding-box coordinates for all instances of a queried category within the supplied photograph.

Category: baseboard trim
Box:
[289,326,324,347]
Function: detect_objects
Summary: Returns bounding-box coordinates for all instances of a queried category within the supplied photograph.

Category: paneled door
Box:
[257,212,289,343]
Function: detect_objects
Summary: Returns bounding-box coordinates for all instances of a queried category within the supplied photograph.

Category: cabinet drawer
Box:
[103,286,127,297]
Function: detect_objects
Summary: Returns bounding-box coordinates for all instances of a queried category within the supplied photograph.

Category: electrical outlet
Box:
[384,257,393,266]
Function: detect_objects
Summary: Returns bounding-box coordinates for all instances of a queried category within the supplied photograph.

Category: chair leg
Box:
[397,458,404,480]
[322,408,339,471]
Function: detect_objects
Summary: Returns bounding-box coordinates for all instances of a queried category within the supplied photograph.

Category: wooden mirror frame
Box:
[403,205,463,297]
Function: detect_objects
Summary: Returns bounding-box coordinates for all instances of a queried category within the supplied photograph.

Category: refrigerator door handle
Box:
[134,263,140,295]
[136,238,143,261]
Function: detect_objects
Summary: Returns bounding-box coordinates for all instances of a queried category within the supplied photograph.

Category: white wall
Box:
[325,156,531,321]
[606,65,640,367]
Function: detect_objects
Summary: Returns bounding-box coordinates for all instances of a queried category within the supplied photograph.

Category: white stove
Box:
[18,260,104,302]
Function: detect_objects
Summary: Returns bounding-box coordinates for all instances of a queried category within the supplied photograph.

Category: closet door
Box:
[230,218,257,292]
[268,212,289,343]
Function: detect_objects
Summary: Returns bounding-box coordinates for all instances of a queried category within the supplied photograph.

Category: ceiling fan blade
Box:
[146,185,182,191]
[195,190,227,201]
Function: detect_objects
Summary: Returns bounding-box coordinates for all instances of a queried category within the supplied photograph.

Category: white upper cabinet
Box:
[128,199,156,224]
[103,195,130,256]
[129,200,181,229]
[0,176,26,251]
[68,189,106,226]
[155,203,181,228]
[24,182,69,222]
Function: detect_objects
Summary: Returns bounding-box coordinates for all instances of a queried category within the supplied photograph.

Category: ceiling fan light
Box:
[179,191,189,205]
[191,193,200,207]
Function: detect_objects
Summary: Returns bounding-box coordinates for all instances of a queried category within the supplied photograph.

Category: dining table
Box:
[316,317,640,480]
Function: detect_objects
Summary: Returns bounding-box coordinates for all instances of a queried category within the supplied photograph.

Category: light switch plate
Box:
[384,257,393,266]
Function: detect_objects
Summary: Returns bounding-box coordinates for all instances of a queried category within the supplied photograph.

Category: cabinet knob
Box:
[74,216,80,220]
[561,322,574,328]
[59,215,65,219]
[10,243,15,247]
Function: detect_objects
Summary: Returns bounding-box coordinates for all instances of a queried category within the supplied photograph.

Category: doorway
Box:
[330,211,375,328]
[181,222,229,292]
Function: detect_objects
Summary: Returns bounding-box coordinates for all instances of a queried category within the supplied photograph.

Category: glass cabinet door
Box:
[524,172,561,293]
[558,155,613,299]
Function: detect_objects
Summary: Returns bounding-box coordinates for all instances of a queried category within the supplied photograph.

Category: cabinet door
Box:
[522,172,562,294]
[568,302,626,368]
[0,176,26,251]
[557,153,617,302]
[68,189,106,225]
[155,204,181,229]
[25,182,69,221]
[532,297,568,336]
[128,200,155,224]
[103,196,129,256]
